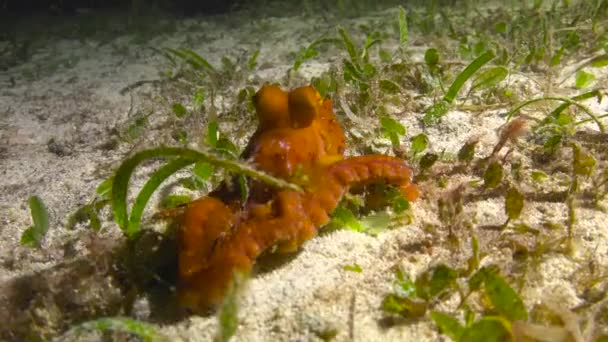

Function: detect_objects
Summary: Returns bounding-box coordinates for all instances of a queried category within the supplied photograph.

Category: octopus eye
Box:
[288,86,318,128]
[254,85,290,128]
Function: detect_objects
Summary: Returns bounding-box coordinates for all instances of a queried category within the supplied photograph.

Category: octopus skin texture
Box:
[177,85,418,311]
[208,84,345,205]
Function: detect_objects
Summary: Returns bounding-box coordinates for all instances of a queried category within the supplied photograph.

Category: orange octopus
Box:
[177,85,419,311]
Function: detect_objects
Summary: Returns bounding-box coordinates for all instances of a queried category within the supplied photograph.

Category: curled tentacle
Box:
[178,191,314,310]
[178,155,417,311]
[305,155,416,227]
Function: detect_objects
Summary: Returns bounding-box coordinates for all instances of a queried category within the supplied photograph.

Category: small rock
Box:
[47,138,72,157]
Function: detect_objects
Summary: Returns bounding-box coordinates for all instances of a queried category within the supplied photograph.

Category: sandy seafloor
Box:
[1,2,607,341]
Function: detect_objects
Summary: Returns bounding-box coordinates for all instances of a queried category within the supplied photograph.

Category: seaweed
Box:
[111,147,302,238]
[19,196,50,248]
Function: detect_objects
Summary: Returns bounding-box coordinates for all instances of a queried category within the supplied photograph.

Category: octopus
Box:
[177,84,419,311]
